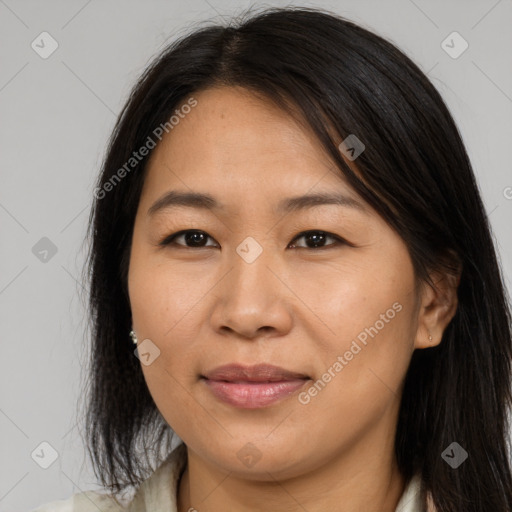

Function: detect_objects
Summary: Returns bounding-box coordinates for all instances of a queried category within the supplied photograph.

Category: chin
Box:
[196,436,315,481]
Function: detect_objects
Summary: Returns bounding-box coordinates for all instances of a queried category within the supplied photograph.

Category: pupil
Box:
[307,232,325,247]
[187,232,205,246]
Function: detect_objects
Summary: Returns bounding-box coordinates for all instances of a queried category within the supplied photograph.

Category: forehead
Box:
[141,86,364,214]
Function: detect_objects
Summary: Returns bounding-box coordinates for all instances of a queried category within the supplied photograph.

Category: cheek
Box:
[290,255,410,346]
[131,268,206,391]
[301,252,417,389]
[128,246,208,407]
[294,286,416,457]
[132,275,206,433]
[128,245,207,341]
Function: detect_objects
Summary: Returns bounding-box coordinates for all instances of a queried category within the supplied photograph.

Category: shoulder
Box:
[31,443,188,512]
[31,490,129,512]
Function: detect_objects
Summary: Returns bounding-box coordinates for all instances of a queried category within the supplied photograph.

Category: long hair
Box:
[79,6,512,510]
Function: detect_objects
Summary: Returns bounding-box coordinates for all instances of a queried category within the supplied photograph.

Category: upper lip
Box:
[202,363,309,382]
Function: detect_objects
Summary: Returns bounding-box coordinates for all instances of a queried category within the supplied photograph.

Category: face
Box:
[127,86,425,480]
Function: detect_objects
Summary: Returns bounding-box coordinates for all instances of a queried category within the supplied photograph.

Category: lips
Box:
[202,363,309,382]
[201,363,310,409]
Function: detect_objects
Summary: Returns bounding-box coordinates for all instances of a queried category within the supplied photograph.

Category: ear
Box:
[414,264,461,350]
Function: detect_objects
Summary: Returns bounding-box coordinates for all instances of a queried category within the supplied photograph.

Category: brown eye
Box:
[159,230,217,248]
[288,230,346,250]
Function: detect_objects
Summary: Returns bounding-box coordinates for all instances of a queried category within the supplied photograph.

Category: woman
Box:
[33,5,512,512]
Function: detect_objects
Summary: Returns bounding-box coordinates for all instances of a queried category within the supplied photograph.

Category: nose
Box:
[209,244,293,340]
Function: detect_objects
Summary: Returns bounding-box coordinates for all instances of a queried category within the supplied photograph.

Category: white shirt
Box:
[32,443,426,511]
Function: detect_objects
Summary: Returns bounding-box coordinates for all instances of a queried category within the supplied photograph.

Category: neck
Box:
[177,431,406,512]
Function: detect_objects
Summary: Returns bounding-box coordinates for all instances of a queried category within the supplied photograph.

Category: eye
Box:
[287,230,346,250]
[159,230,217,248]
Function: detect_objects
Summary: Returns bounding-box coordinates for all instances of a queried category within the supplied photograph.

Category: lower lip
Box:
[202,378,308,408]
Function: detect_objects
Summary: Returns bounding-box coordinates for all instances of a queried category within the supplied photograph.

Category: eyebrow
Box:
[147,190,368,217]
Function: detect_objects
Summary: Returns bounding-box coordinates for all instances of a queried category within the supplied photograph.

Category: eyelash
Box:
[158,229,350,251]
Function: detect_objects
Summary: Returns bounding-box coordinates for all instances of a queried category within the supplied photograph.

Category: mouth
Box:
[200,363,311,409]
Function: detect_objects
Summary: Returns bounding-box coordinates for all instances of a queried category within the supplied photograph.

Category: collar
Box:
[395,473,424,511]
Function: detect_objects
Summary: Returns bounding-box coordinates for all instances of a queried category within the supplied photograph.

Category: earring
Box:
[129,329,138,345]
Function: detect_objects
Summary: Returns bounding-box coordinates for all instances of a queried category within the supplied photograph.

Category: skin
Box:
[127,86,459,512]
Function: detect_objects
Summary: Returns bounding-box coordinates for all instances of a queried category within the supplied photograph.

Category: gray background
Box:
[1,0,511,510]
